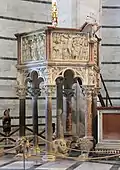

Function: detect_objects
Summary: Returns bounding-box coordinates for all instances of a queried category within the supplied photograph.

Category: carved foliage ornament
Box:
[88,67,95,85]
[94,42,98,65]
[21,32,46,63]
[51,32,89,61]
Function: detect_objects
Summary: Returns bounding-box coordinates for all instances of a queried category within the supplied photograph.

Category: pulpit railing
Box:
[98,73,112,107]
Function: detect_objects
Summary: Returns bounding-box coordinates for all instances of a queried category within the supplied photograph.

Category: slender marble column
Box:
[75,82,79,136]
[32,95,38,138]
[63,89,74,135]
[92,91,97,119]
[92,90,98,142]
[17,87,26,137]
[45,86,53,154]
[56,78,64,139]
[86,88,93,139]
[42,85,55,161]
[31,89,40,146]
[19,98,26,137]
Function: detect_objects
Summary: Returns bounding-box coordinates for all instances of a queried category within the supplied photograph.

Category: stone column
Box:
[27,88,40,145]
[56,78,64,139]
[17,87,26,137]
[63,89,74,136]
[92,90,97,119]
[32,95,38,139]
[42,85,55,161]
[75,82,79,136]
[92,89,98,143]
[31,89,40,145]
[85,88,93,139]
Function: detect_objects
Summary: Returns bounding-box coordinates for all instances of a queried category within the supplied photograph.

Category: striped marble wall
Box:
[100,0,120,106]
[0,0,53,128]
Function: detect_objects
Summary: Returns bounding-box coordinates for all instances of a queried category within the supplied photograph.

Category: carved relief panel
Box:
[51,31,89,61]
[21,31,46,63]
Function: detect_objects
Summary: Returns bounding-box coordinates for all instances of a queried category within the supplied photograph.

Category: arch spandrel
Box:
[48,66,87,86]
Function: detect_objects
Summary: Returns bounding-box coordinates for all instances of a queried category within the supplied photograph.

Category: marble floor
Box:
[0,156,120,170]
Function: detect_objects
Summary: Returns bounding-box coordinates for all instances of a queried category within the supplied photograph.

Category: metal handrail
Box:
[100,73,112,106]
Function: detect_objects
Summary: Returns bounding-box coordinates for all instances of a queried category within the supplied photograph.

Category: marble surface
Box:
[74,162,112,170]
[36,160,76,170]
[0,159,120,170]
[1,161,34,169]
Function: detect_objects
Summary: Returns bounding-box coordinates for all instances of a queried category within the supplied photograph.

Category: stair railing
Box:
[99,73,112,106]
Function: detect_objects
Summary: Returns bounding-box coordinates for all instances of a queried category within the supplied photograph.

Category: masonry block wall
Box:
[0,0,54,131]
[57,0,101,29]
[100,0,120,106]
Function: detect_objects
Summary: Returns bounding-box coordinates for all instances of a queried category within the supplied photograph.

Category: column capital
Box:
[63,88,74,99]
[16,86,26,99]
[93,87,100,96]
[82,85,94,97]
[42,85,55,97]
[27,87,41,98]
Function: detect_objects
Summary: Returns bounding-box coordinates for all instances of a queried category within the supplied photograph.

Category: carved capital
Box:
[16,86,26,99]
[63,88,74,100]
[27,87,41,98]
[83,86,94,98]
[93,87,100,97]
[42,85,55,97]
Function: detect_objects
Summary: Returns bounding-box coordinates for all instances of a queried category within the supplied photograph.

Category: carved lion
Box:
[52,139,68,155]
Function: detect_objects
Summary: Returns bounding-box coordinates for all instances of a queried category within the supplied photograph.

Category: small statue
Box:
[52,2,58,27]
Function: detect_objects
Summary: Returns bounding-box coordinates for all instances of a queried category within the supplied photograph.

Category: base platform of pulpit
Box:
[96,107,120,156]
[95,142,120,154]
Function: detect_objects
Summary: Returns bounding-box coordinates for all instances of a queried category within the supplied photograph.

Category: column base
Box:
[84,136,93,140]
[42,154,56,162]
[64,132,73,138]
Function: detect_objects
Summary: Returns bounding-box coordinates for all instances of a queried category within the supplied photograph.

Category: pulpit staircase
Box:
[98,73,112,107]
[95,73,120,156]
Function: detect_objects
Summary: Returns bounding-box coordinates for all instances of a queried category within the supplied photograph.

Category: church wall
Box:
[0,0,52,131]
[100,46,120,62]
[101,0,120,106]
[72,0,101,28]
[102,0,120,6]
[57,0,101,29]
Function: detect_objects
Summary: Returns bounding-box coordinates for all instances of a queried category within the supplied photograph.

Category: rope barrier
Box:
[37,136,120,161]
[0,134,120,161]
[37,136,120,154]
